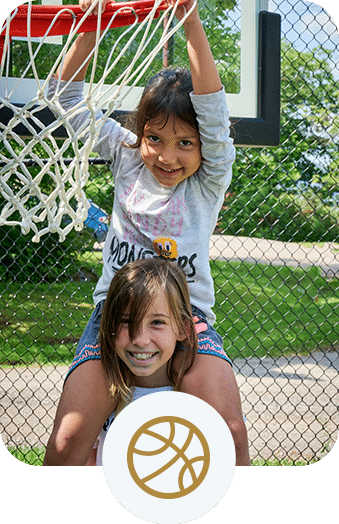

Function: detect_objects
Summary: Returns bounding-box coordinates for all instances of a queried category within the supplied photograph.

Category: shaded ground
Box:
[1,351,338,462]
[1,236,339,462]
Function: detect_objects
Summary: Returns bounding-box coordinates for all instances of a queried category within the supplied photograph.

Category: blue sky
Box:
[269,0,339,78]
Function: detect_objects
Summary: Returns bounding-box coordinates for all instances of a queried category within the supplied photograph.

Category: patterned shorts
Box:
[65,301,232,382]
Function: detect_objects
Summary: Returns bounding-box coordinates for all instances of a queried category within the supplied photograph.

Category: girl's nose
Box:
[158,146,174,164]
[132,327,150,346]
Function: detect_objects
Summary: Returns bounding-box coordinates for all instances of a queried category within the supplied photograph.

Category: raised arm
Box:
[55,0,111,81]
[178,0,223,95]
[55,31,97,81]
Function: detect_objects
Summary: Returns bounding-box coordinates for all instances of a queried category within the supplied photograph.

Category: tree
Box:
[218,40,339,242]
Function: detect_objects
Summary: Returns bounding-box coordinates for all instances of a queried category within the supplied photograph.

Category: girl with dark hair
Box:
[44,0,251,466]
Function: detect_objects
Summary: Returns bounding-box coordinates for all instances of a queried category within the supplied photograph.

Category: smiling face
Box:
[140,116,202,187]
[114,291,186,387]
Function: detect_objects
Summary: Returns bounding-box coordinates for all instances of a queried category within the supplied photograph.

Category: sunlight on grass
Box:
[1,259,339,366]
[211,260,339,359]
[1,281,95,366]
[7,446,45,466]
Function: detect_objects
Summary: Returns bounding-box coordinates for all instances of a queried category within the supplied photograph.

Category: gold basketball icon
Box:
[127,416,210,499]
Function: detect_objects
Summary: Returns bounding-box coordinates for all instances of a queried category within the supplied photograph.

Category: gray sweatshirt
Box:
[48,78,235,324]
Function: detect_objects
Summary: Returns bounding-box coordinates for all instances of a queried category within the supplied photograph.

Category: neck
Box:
[134,370,172,389]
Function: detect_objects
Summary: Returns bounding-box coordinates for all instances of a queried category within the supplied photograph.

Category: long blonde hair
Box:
[100,258,197,405]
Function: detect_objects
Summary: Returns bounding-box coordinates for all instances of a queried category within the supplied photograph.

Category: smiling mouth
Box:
[128,351,158,362]
[157,166,181,175]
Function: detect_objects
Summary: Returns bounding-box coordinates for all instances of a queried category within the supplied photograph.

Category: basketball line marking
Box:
[127,416,211,499]
[137,425,196,484]
[133,421,176,457]
[178,456,207,492]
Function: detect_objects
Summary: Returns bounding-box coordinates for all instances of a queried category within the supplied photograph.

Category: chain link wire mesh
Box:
[1,0,338,465]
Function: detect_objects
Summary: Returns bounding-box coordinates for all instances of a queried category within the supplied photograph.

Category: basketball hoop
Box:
[0,0,193,241]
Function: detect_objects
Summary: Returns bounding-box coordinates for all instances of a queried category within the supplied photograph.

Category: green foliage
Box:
[218,179,339,242]
[173,2,241,93]
[218,41,339,241]
[0,224,94,283]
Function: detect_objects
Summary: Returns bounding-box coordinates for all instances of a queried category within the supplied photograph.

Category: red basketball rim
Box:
[1,1,190,38]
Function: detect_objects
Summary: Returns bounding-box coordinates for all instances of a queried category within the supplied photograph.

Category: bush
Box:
[217,190,339,243]
[0,224,93,284]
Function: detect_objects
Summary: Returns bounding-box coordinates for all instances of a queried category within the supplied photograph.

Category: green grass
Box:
[0,250,102,367]
[1,258,339,367]
[6,446,320,466]
[0,281,95,366]
[251,457,320,466]
[211,260,339,359]
[7,446,46,466]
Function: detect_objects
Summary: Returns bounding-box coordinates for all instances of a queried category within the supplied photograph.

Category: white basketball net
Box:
[0,0,195,241]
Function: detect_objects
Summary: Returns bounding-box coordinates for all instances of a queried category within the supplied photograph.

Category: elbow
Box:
[227,417,252,466]
[46,76,57,102]
[43,434,75,466]
[43,431,91,466]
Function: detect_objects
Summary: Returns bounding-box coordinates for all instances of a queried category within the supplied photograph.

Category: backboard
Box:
[0,0,281,146]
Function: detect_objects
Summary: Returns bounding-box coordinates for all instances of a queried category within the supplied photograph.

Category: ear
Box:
[176,319,190,342]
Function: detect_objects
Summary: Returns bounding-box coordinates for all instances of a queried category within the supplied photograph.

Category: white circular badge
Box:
[102,391,235,524]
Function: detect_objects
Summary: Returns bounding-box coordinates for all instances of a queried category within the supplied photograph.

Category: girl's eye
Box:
[152,319,165,327]
[180,140,192,147]
[148,135,160,143]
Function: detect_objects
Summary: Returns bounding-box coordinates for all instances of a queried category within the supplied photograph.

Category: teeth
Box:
[159,167,179,173]
[130,352,156,361]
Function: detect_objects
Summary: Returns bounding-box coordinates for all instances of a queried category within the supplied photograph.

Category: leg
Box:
[43,360,116,466]
[180,354,251,466]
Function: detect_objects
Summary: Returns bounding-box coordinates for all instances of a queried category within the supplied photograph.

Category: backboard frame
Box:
[234,10,281,146]
[0,0,281,147]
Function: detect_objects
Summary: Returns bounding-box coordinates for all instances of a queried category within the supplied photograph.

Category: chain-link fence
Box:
[1,0,338,465]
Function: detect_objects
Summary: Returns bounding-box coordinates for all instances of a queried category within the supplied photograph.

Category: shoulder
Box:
[91,113,137,162]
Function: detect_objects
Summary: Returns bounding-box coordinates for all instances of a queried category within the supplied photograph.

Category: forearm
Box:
[56,31,99,82]
[183,12,222,95]
[43,361,116,466]
[178,354,251,466]
[43,413,98,466]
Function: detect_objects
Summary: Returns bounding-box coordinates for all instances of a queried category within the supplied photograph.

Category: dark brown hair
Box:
[128,67,199,148]
[100,258,197,404]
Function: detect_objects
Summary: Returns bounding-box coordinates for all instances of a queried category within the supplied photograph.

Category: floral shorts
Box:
[65,300,232,382]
